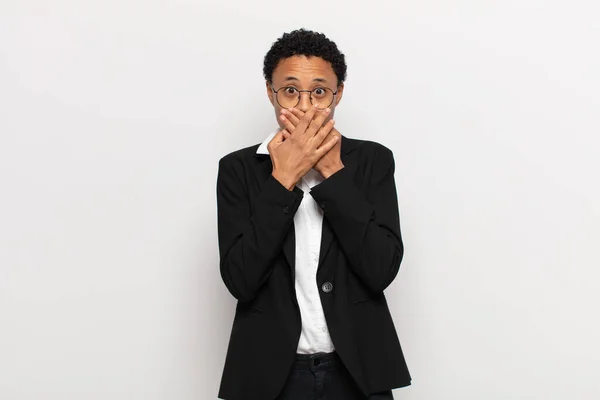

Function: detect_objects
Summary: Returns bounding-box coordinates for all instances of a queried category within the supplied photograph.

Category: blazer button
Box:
[320,201,327,209]
[322,282,333,293]
[283,206,289,214]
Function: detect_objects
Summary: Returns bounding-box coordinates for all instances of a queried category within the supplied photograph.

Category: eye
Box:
[313,88,325,96]
[284,87,298,95]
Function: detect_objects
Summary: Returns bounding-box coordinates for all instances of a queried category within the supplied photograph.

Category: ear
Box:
[266,81,275,106]
[334,82,344,106]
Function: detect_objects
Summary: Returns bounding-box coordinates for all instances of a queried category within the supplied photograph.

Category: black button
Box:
[320,201,327,209]
[322,282,333,293]
[283,206,289,214]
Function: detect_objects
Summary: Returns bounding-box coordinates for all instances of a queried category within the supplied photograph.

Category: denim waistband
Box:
[293,351,342,370]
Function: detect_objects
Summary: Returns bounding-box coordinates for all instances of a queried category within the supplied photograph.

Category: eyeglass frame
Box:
[270,84,339,110]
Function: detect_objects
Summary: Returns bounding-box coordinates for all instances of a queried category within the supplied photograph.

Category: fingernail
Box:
[281,109,287,114]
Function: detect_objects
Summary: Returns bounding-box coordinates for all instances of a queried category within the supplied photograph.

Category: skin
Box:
[266,55,346,190]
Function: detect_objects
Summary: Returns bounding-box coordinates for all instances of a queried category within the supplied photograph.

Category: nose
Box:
[297,91,312,112]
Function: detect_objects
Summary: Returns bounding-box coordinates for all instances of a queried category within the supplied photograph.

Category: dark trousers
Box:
[276,351,394,400]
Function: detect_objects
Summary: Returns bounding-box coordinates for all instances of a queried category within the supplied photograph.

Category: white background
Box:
[1,1,599,399]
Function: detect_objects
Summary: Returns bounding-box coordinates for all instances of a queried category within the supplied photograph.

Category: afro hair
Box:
[263,28,347,86]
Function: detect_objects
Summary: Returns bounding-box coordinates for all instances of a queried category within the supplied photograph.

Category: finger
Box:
[291,107,327,131]
[305,107,331,138]
[268,129,287,148]
[279,112,296,133]
[285,108,303,126]
[282,131,291,140]
[313,118,336,148]
[314,130,339,157]
[295,103,320,135]
[266,131,282,154]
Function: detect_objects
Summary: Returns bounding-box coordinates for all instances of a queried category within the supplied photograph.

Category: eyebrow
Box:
[283,76,329,84]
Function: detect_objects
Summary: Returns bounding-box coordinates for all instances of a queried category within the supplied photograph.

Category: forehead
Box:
[272,55,337,85]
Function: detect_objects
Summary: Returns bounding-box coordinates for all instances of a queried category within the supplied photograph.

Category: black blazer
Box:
[216,134,411,400]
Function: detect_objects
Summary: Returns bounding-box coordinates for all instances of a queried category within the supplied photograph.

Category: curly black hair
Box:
[263,28,347,86]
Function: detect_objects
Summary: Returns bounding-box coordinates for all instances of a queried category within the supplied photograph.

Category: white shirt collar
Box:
[256,128,279,155]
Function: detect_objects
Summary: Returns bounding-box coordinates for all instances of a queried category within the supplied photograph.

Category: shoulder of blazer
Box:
[354,138,394,158]
[349,138,396,175]
[217,143,263,183]
[219,143,261,165]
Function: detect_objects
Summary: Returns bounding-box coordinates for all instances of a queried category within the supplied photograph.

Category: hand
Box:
[268,104,338,190]
[279,107,344,179]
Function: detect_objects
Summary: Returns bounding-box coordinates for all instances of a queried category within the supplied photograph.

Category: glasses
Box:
[271,85,338,110]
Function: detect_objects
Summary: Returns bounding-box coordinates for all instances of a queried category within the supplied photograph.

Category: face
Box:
[266,55,344,130]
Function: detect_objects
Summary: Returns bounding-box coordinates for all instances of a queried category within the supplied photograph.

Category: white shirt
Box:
[256,130,335,354]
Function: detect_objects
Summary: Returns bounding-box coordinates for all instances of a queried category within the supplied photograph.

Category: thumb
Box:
[268,129,288,150]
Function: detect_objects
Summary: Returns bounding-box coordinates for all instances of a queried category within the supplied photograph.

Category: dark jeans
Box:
[276,351,394,400]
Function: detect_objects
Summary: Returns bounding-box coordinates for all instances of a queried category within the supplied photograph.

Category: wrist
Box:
[272,171,298,191]
[320,162,345,179]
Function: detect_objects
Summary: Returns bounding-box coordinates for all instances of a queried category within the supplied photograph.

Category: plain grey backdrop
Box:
[1,1,599,399]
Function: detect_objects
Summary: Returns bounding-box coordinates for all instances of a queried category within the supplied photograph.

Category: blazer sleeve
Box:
[309,146,404,295]
[216,154,304,303]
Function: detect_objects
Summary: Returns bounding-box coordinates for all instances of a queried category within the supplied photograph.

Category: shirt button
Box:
[322,327,327,332]
[322,282,333,293]
[283,206,289,214]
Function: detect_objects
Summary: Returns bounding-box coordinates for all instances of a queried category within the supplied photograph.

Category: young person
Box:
[216,29,411,400]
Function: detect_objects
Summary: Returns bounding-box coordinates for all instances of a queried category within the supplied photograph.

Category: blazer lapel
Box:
[316,136,357,271]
